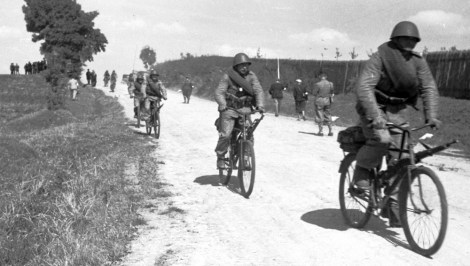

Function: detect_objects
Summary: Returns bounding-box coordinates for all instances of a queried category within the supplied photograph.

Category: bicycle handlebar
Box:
[386,122,433,132]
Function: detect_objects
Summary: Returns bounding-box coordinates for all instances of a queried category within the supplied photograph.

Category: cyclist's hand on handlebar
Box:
[219,106,228,112]
[426,118,442,130]
[369,116,387,129]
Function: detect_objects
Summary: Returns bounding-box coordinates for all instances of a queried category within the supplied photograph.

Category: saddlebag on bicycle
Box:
[214,117,221,132]
[337,126,366,153]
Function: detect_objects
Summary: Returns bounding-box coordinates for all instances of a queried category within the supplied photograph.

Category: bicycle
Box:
[338,123,458,256]
[145,98,163,139]
[218,108,264,198]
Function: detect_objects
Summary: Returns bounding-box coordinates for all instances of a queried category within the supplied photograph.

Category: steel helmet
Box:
[390,21,421,42]
[232,53,252,67]
[149,69,159,77]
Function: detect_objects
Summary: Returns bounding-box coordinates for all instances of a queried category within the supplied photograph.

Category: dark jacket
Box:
[269,82,285,99]
[182,80,194,96]
[293,84,308,102]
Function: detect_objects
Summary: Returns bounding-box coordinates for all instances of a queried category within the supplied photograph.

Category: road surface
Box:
[100,83,470,266]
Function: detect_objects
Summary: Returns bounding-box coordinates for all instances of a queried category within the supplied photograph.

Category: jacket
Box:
[269,82,285,99]
[313,79,334,98]
[293,85,308,102]
[215,70,264,111]
[355,41,439,122]
[146,78,167,99]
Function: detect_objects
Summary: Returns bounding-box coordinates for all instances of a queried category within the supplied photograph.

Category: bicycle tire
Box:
[399,166,448,256]
[238,140,255,198]
[145,116,152,135]
[154,111,160,139]
[339,153,372,228]
[219,142,233,185]
[136,107,141,128]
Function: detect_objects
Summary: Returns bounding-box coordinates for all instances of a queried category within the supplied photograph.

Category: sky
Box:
[2,0,470,79]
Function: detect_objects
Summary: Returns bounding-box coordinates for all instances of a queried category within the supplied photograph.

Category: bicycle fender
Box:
[339,153,356,173]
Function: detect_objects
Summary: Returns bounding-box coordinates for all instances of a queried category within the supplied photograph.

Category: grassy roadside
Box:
[0,75,166,265]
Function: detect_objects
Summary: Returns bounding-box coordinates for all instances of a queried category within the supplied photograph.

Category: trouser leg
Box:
[215,111,236,158]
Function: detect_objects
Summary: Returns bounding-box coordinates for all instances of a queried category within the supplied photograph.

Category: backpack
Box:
[337,126,366,153]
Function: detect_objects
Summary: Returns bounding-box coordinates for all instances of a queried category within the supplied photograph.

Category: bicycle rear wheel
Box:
[145,115,152,135]
[218,143,234,185]
[153,111,160,139]
[399,166,448,256]
[238,140,255,198]
[136,107,141,128]
[339,153,372,228]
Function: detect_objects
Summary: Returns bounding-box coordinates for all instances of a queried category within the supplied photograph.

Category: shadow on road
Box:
[298,131,319,136]
[301,208,410,250]
[194,175,222,186]
[194,175,245,197]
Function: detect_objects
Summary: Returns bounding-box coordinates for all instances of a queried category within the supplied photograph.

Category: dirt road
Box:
[100,83,470,265]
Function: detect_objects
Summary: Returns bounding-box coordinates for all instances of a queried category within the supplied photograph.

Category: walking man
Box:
[313,73,335,136]
[293,79,308,121]
[181,76,194,103]
[268,79,286,117]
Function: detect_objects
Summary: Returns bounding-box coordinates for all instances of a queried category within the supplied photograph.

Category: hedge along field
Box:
[0,74,168,265]
[157,56,470,157]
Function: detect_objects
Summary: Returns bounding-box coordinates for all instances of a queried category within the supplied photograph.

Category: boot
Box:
[217,157,225,169]
[134,107,138,118]
[317,125,324,136]
[353,165,372,190]
[381,198,402,227]
[327,125,333,136]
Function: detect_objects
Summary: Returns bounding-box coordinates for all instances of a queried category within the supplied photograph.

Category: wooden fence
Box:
[425,51,470,99]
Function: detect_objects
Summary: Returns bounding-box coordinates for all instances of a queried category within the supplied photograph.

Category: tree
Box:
[422,46,429,56]
[140,46,156,69]
[349,47,359,60]
[335,48,342,61]
[23,0,107,109]
[256,47,262,59]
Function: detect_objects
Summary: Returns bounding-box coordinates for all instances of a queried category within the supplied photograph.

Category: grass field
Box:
[0,74,167,265]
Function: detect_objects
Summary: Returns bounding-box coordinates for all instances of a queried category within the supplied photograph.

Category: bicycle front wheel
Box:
[219,142,234,185]
[339,153,372,228]
[238,140,255,198]
[153,111,160,139]
[399,166,448,256]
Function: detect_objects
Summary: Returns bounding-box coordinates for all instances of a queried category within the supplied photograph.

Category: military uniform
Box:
[355,41,439,170]
[313,76,334,135]
[128,76,147,118]
[354,39,439,227]
[214,70,264,160]
[103,70,110,87]
[110,71,117,92]
[181,78,194,103]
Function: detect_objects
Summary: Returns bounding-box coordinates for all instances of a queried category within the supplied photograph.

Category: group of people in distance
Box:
[269,73,335,136]
[127,70,168,121]
[103,70,117,92]
[213,21,441,228]
[9,60,47,75]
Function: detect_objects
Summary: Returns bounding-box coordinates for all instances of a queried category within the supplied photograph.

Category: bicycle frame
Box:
[227,109,264,166]
[371,123,457,212]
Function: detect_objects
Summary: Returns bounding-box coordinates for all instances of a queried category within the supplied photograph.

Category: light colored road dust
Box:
[100,83,470,266]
